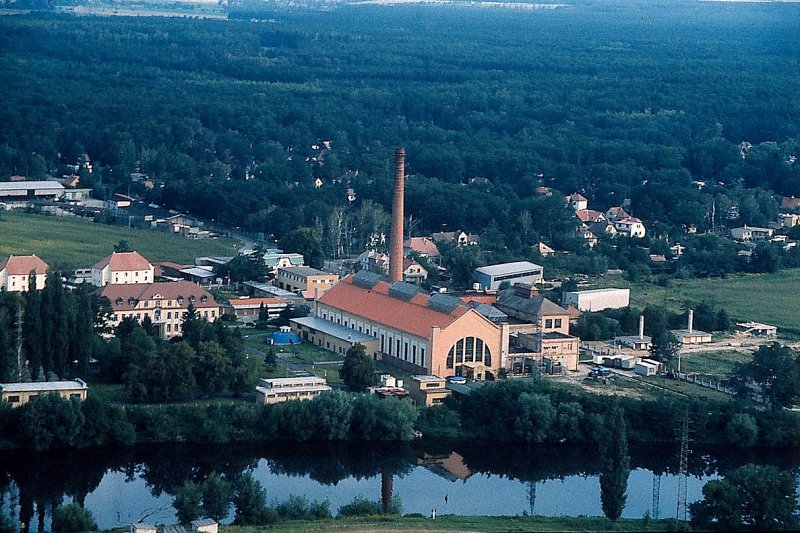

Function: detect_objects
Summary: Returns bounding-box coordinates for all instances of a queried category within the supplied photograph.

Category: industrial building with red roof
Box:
[313,271,509,379]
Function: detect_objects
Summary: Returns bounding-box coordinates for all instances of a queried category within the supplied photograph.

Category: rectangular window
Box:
[167,324,172,332]
[555,319,562,328]
[412,345,417,364]
[404,343,408,360]
[420,348,425,367]
[70,393,81,400]
[7,395,19,403]
[381,334,385,352]
[396,339,401,358]
[545,319,553,329]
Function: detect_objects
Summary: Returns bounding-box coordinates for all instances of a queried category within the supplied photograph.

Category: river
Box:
[1,441,797,531]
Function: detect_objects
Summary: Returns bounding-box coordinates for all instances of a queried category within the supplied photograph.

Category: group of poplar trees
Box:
[0,273,94,383]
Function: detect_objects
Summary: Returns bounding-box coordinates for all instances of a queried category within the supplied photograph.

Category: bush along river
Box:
[0,440,797,531]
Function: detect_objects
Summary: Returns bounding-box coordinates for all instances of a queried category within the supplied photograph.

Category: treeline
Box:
[1,5,799,273]
[417,378,800,449]
[0,275,94,382]
[2,371,797,452]
[0,389,418,451]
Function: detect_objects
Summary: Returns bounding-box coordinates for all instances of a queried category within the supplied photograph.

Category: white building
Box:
[562,288,630,312]
[0,254,48,292]
[91,251,155,287]
[614,217,646,238]
[255,376,331,404]
[730,225,774,241]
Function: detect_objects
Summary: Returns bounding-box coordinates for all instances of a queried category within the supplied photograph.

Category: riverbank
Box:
[108,516,678,532]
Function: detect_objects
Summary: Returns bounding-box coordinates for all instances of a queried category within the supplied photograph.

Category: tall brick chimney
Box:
[388,147,405,283]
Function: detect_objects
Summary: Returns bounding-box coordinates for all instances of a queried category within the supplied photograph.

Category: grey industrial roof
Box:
[0,181,65,191]
[243,281,303,299]
[180,267,216,278]
[475,261,542,277]
[497,289,569,317]
[279,265,328,276]
[0,379,87,393]
[291,316,375,343]
[191,519,217,527]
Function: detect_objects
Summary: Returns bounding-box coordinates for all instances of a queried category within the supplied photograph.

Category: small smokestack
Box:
[688,309,694,334]
[639,315,645,340]
[388,147,405,283]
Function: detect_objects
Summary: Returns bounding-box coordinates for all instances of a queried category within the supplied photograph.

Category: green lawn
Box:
[679,350,751,380]
[0,211,238,270]
[594,269,800,334]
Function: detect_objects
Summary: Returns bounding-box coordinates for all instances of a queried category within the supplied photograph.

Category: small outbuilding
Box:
[191,519,218,533]
[635,359,662,377]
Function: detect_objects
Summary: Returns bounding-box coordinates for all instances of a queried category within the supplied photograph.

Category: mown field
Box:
[0,211,238,270]
[595,269,800,335]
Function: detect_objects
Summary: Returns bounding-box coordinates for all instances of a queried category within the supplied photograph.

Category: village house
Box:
[614,217,647,238]
[315,271,509,380]
[575,225,598,248]
[730,225,774,241]
[402,257,428,284]
[91,251,155,287]
[535,242,556,257]
[0,254,48,292]
[431,230,479,247]
[403,237,441,259]
[576,209,607,224]
[567,193,588,211]
[95,281,220,339]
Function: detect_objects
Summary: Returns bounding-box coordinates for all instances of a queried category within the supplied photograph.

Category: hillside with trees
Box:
[1,1,798,280]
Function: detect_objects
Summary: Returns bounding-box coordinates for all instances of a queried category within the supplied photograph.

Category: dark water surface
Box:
[1,441,797,530]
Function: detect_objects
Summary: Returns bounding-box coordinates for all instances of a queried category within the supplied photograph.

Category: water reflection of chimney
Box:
[381,466,394,514]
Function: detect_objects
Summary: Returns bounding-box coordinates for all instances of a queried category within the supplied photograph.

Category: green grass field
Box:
[679,349,751,380]
[594,269,800,334]
[0,211,239,270]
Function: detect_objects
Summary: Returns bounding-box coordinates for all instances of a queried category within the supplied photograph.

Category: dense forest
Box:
[1,1,799,276]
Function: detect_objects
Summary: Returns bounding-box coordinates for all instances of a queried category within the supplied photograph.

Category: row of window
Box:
[445,336,492,369]
[320,310,426,367]
[114,295,209,307]
[544,318,563,329]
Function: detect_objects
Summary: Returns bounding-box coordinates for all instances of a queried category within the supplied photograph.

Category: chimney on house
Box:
[688,309,694,334]
[514,283,539,299]
[388,147,405,283]
[639,315,645,340]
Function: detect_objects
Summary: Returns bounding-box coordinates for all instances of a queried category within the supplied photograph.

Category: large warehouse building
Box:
[561,288,630,312]
[474,261,543,290]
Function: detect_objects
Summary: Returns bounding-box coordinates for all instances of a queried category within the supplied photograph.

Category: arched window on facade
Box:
[446,336,492,369]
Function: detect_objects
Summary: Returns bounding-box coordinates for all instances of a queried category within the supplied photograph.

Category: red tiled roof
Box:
[96,281,217,312]
[780,196,800,211]
[153,261,188,271]
[459,294,498,305]
[0,255,48,276]
[228,297,287,308]
[403,237,440,257]
[317,275,466,338]
[92,251,153,272]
